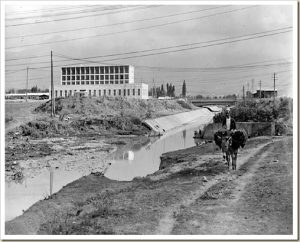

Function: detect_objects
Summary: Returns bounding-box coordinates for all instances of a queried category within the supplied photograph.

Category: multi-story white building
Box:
[53,65,148,99]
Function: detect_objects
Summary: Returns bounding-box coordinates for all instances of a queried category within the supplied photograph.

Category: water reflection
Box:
[48,167,54,196]
[104,122,207,181]
[182,129,187,148]
[5,168,85,221]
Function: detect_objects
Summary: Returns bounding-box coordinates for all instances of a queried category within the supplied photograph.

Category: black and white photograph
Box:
[0,1,298,239]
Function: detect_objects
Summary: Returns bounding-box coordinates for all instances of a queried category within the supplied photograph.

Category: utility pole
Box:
[273,72,276,103]
[152,78,154,98]
[247,82,249,100]
[26,67,29,102]
[251,79,254,93]
[243,85,245,105]
[259,80,262,99]
[51,50,55,117]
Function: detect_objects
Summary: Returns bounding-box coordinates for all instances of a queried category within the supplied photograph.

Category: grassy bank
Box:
[6,97,196,139]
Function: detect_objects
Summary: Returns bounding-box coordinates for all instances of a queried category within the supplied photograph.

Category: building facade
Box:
[252,89,278,98]
[53,65,148,99]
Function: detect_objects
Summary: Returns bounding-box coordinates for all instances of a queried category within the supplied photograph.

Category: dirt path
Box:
[155,138,278,234]
[171,137,293,235]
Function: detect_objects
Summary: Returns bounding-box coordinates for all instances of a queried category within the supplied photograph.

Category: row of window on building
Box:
[62,66,130,75]
[62,74,129,81]
[54,88,141,97]
[62,80,130,85]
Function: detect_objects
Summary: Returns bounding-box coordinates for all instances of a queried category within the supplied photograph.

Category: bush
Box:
[213,98,292,123]
[5,116,13,123]
[20,124,41,138]
[130,116,142,125]
[177,100,193,109]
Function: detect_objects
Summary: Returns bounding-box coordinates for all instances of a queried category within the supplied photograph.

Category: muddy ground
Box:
[5,134,150,183]
[5,135,293,235]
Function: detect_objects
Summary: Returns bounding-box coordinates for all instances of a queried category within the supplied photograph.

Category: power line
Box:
[6,6,156,27]
[5,27,292,72]
[54,54,293,72]
[53,28,291,65]
[136,69,292,86]
[9,26,293,69]
[5,58,291,77]
[5,6,257,50]
[6,5,100,15]
[134,62,292,72]
[96,29,291,63]
[6,6,228,40]
[5,5,127,21]
[6,53,53,62]
[6,64,292,86]
[7,48,291,68]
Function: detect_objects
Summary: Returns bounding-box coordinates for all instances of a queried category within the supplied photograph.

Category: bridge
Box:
[191,99,238,107]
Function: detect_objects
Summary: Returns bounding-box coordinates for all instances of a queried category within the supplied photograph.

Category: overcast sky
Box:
[4,2,295,97]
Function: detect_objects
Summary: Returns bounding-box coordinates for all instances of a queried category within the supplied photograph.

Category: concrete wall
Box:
[236,122,275,137]
[144,108,216,134]
[202,122,275,139]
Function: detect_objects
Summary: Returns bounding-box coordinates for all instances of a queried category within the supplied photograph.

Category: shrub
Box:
[20,124,41,138]
[177,100,193,109]
[130,116,142,125]
[5,116,13,123]
[213,98,292,123]
[145,102,154,119]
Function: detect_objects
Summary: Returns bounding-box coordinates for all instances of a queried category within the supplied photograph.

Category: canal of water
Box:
[5,117,209,221]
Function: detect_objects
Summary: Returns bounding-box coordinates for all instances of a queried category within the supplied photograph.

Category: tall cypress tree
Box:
[172,85,175,97]
[166,83,169,96]
[161,84,165,96]
[182,80,186,98]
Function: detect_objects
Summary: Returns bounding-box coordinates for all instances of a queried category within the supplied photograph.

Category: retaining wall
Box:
[202,122,275,139]
[143,108,218,135]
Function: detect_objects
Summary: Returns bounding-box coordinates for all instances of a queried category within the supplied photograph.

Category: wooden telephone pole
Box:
[243,85,245,105]
[259,80,262,99]
[273,73,277,103]
[26,67,29,102]
[51,51,55,117]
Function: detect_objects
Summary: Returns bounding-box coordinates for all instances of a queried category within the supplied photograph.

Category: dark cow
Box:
[214,129,247,170]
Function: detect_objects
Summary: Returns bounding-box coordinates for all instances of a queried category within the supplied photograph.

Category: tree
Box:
[6,88,15,94]
[182,80,186,98]
[31,85,38,93]
[246,91,252,98]
[166,83,170,96]
[160,84,165,96]
[171,85,175,97]
[166,83,175,97]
